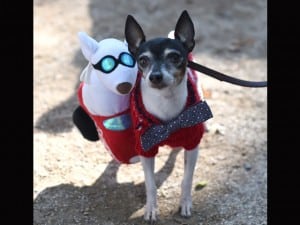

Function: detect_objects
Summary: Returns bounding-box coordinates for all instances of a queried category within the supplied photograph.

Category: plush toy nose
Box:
[117,82,132,94]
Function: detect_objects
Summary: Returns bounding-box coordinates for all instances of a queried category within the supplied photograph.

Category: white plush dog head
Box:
[78,32,138,95]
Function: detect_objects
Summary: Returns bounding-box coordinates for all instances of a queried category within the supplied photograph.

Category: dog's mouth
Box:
[150,82,168,89]
[117,82,133,94]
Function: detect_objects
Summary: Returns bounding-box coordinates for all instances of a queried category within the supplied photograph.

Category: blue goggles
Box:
[92,52,136,73]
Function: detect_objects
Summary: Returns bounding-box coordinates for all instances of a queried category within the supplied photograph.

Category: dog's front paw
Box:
[144,202,158,222]
[180,197,192,217]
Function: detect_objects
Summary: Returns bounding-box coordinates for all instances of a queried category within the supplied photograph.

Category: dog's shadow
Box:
[34,149,182,224]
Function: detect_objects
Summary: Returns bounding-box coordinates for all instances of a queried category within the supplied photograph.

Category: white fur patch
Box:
[141,73,188,121]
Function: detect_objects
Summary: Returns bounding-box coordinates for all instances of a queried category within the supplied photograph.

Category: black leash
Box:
[188,61,267,88]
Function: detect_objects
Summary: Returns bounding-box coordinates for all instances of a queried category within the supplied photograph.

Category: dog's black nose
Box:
[149,73,163,84]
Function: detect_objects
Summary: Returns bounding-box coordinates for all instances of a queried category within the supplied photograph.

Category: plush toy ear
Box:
[80,63,93,84]
[78,32,99,61]
[168,30,175,39]
[174,10,195,52]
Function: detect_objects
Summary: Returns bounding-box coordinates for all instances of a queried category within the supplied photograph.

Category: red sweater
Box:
[130,70,206,158]
[77,54,212,162]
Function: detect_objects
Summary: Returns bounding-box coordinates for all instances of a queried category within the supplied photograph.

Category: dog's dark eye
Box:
[138,56,150,68]
[167,52,182,64]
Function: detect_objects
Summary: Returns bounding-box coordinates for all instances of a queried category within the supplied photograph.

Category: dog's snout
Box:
[149,73,163,84]
[117,82,132,94]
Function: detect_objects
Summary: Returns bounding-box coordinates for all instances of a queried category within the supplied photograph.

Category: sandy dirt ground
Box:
[34,0,267,224]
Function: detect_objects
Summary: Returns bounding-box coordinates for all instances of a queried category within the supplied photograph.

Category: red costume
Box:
[76,46,213,163]
[77,83,138,164]
[77,69,212,163]
[130,69,211,158]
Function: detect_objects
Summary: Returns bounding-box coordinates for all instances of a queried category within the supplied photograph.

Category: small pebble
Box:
[244,163,252,171]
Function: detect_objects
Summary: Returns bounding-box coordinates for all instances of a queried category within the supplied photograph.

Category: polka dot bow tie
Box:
[141,100,213,151]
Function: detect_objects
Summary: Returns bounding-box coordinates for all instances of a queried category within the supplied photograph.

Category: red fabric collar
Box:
[130,70,201,133]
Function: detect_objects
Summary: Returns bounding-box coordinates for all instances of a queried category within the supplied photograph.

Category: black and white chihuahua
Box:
[125,10,212,221]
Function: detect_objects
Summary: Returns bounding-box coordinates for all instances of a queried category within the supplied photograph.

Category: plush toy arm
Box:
[72,106,99,141]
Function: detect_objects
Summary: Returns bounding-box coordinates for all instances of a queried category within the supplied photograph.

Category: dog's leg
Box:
[180,146,199,217]
[140,156,158,221]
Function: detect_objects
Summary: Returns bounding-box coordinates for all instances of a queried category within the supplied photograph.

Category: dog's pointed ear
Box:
[174,10,195,52]
[78,32,99,61]
[125,15,146,56]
